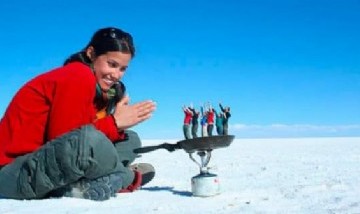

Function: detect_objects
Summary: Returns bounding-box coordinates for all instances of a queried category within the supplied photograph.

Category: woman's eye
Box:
[108,61,118,68]
[120,66,127,72]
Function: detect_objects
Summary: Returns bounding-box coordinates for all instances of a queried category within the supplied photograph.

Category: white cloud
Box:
[229,123,360,138]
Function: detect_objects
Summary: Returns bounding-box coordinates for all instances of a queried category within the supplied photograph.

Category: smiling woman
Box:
[0,27,156,201]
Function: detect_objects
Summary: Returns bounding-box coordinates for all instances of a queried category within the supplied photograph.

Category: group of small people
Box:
[182,103,231,139]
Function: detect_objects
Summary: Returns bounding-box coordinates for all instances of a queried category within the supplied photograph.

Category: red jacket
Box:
[0,62,125,165]
[183,109,192,125]
[207,110,215,125]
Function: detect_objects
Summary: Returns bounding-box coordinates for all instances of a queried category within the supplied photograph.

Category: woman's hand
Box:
[112,95,156,131]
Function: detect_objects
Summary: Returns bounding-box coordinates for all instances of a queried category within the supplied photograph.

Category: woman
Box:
[188,106,199,138]
[0,27,156,201]
[206,106,215,137]
[219,103,231,135]
[200,106,208,137]
[182,106,193,139]
[215,111,224,136]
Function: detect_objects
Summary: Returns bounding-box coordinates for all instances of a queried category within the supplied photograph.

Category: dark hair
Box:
[64,27,135,65]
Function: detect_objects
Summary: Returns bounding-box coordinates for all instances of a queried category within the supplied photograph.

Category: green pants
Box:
[0,125,141,199]
[183,124,191,139]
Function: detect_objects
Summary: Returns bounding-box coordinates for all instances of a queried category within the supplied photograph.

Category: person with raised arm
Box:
[219,102,231,135]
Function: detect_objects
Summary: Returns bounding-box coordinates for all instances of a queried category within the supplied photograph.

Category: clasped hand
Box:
[112,95,156,131]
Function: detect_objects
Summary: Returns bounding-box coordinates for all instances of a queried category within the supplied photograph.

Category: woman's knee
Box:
[80,125,120,178]
[124,130,141,148]
[113,130,142,167]
[45,125,120,179]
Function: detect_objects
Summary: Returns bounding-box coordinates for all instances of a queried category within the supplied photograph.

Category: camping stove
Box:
[189,150,220,197]
[134,135,235,197]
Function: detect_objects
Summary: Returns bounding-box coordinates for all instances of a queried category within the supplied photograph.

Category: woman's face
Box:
[92,51,132,92]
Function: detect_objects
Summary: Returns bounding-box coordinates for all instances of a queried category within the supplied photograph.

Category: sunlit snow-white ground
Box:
[1,137,359,214]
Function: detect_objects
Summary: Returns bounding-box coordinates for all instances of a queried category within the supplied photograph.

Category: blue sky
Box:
[0,0,359,139]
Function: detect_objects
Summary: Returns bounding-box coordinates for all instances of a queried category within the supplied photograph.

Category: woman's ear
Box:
[85,46,96,61]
